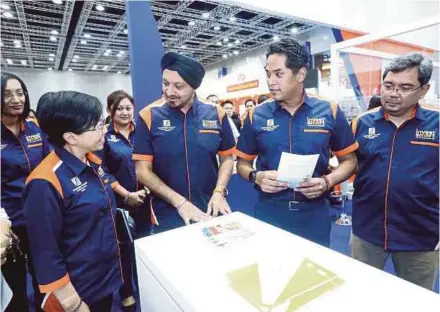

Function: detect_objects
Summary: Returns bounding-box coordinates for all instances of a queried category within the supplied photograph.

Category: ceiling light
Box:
[216,41,222,46]
[291,27,298,34]
[14,44,22,48]
[202,12,210,18]
[80,40,87,44]
[235,40,240,44]
[84,33,91,38]
[68,69,73,72]
[50,36,57,41]
[3,11,13,18]
[73,55,79,59]
[223,37,229,42]
[95,4,105,11]
[6,59,13,65]
[1,4,11,10]
[188,21,195,26]
[49,53,55,57]
[48,67,53,71]
[49,57,54,61]
[273,35,280,41]
[227,43,233,47]
[72,59,77,63]
[52,0,62,4]
[214,26,220,31]
[51,30,58,35]
[102,66,108,71]
[20,60,27,65]
[181,45,186,49]
[0,41,4,47]
[13,40,21,45]
[222,54,227,59]
[119,51,125,55]
[92,65,98,70]
[116,71,121,74]
[123,29,128,34]
[229,16,236,22]
[233,51,239,55]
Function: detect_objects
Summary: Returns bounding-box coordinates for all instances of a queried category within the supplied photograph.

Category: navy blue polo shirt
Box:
[1,119,51,226]
[352,105,439,251]
[22,147,122,304]
[236,93,358,202]
[99,122,137,209]
[133,97,236,229]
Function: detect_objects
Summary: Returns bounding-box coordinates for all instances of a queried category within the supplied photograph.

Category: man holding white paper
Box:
[235,39,358,247]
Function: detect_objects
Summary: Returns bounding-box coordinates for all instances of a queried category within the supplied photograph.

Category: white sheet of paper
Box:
[277,152,320,189]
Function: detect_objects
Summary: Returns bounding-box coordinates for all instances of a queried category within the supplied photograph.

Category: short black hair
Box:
[36,91,102,147]
[207,94,218,99]
[383,53,433,86]
[245,99,255,106]
[1,72,31,121]
[257,94,270,104]
[266,39,308,74]
[220,100,234,107]
[368,95,382,110]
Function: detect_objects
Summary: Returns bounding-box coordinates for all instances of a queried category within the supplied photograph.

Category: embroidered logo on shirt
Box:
[25,133,42,143]
[415,128,436,140]
[364,127,380,139]
[202,120,218,129]
[71,176,88,192]
[97,166,106,178]
[0,143,7,150]
[307,117,326,127]
[108,135,120,143]
[261,119,279,132]
[158,120,175,132]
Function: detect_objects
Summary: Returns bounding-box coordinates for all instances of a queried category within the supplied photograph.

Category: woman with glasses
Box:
[22,91,123,312]
[99,90,148,312]
[1,72,50,312]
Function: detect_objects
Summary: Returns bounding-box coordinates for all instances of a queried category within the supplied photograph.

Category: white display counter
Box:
[135,212,439,312]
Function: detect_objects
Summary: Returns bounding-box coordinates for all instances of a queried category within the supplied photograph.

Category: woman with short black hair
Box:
[1,72,49,312]
[23,91,122,312]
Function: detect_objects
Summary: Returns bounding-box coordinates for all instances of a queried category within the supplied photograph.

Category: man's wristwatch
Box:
[213,187,229,197]
[249,170,258,184]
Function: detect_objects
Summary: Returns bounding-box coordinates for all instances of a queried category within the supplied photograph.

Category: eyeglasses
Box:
[381,83,423,95]
[83,119,106,133]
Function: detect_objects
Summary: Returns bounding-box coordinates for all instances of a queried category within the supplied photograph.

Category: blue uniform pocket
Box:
[197,130,221,153]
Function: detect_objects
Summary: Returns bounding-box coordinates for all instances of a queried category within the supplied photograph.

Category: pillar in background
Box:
[126,0,164,113]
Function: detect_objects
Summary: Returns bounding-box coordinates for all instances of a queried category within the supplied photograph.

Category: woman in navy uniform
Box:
[1,72,50,312]
[22,91,122,312]
[100,90,148,311]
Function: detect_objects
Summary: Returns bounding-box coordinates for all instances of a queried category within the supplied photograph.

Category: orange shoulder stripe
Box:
[139,98,166,130]
[26,152,64,199]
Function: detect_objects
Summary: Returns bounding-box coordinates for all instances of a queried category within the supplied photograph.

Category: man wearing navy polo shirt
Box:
[350,53,439,290]
[133,52,236,232]
[235,39,358,247]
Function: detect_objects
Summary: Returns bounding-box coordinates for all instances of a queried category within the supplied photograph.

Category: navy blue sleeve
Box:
[235,113,258,161]
[218,113,236,156]
[23,179,70,293]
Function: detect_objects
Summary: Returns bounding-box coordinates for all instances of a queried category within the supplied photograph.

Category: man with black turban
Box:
[133,52,236,232]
